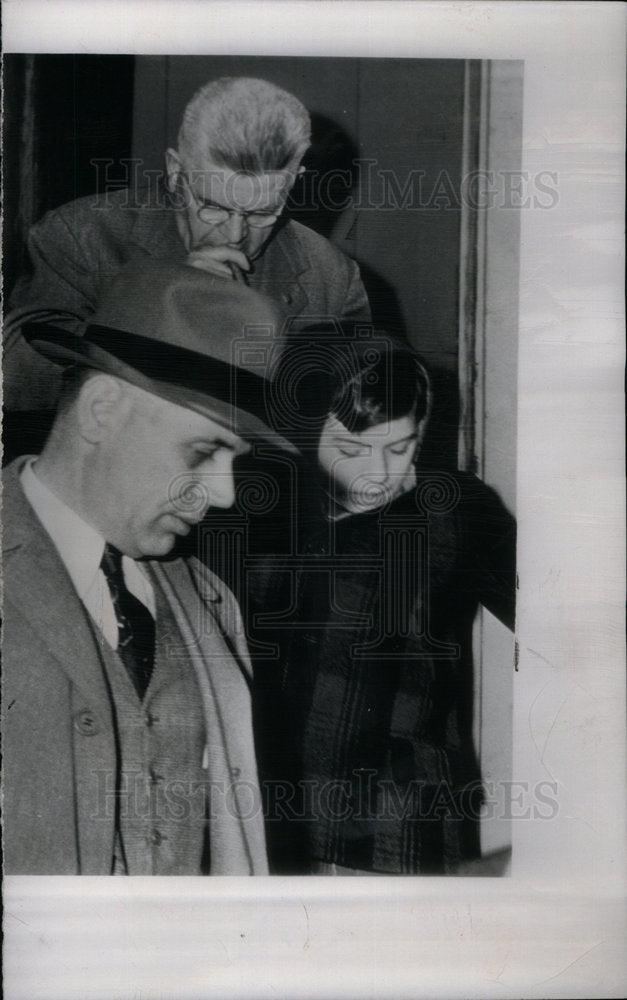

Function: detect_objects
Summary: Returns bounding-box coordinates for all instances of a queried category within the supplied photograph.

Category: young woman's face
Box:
[317,412,421,513]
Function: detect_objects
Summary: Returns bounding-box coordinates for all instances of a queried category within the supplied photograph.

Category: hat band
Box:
[85,323,271,425]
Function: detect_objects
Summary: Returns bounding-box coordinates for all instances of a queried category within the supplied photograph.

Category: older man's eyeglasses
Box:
[182,175,282,229]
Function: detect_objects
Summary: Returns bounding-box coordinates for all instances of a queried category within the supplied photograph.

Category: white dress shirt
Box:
[20,459,155,648]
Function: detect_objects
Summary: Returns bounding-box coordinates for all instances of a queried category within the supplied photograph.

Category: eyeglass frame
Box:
[179,172,284,229]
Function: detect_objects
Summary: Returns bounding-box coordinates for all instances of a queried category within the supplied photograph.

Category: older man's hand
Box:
[186,244,251,280]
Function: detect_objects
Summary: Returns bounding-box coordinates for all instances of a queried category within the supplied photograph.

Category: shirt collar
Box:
[20,458,106,603]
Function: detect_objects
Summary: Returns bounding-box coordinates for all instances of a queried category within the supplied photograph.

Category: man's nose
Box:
[207,467,236,509]
[224,211,246,245]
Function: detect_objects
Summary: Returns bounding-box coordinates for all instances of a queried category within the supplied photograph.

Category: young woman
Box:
[253,334,517,875]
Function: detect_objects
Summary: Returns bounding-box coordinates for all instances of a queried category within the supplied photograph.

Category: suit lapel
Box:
[3,461,114,725]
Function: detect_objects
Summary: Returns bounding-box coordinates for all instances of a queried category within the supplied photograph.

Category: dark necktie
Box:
[100,542,155,700]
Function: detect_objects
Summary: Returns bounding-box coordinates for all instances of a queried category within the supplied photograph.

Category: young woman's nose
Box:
[369,448,388,479]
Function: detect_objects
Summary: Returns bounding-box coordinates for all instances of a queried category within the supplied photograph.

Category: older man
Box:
[5,76,370,412]
[2,260,297,875]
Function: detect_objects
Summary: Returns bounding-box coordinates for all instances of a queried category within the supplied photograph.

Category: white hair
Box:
[177,76,311,174]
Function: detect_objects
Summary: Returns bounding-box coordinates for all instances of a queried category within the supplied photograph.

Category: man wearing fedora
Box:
[2,260,297,875]
[5,76,370,413]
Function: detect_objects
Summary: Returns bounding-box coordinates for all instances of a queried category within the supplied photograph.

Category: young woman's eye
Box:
[337,447,363,458]
[389,443,411,456]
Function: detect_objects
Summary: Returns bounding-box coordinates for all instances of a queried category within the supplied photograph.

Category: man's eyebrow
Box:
[220,436,251,454]
[192,436,237,451]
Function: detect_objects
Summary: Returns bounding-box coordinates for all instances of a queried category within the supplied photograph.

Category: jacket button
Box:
[74,710,99,736]
[150,829,167,846]
[231,767,241,779]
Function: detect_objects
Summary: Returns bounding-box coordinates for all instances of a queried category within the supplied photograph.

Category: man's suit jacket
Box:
[1,458,269,875]
[5,189,370,410]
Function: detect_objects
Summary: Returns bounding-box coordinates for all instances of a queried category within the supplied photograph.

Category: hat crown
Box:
[24,259,298,453]
[91,261,285,378]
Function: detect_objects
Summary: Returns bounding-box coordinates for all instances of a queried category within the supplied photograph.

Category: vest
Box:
[98,577,209,875]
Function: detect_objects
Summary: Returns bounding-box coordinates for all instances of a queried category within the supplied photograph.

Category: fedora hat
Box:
[23,260,297,453]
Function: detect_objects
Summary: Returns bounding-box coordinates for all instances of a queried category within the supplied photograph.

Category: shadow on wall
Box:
[289,113,407,347]
[289,113,360,240]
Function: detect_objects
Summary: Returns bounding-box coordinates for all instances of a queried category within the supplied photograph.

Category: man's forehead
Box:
[140,389,247,448]
[190,164,295,204]
[175,409,247,449]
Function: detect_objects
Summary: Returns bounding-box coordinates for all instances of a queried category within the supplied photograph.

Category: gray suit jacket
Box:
[1,458,269,875]
[5,189,370,409]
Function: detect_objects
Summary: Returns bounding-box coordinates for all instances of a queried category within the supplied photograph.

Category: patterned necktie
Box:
[100,542,155,700]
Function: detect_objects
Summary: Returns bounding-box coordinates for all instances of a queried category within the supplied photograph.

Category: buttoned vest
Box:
[98,576,208,875]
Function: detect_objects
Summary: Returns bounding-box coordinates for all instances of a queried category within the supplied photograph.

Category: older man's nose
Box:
[225,212,246,245]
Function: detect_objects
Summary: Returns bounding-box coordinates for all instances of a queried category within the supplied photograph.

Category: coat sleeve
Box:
[458,475,517,632]
[5,201,104,410]
[9,202,103,320]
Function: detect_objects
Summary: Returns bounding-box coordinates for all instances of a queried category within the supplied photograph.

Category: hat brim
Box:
[23,322,298,455]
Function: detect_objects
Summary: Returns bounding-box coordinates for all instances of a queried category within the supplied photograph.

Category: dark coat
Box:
[251,470,516,874]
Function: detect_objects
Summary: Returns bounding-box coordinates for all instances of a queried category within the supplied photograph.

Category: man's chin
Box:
[136,532,178,560]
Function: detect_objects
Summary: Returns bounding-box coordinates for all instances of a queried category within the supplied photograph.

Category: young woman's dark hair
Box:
[273,324,431,450]
[326,338,431,434]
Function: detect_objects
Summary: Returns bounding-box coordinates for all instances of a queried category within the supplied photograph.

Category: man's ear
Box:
[77,374,127,444]
[165,148,182,193]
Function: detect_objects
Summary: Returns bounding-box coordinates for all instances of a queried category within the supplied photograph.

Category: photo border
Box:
[2,2,625,998]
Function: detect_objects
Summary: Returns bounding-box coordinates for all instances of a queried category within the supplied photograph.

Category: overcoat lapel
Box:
[151,558,269,875]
